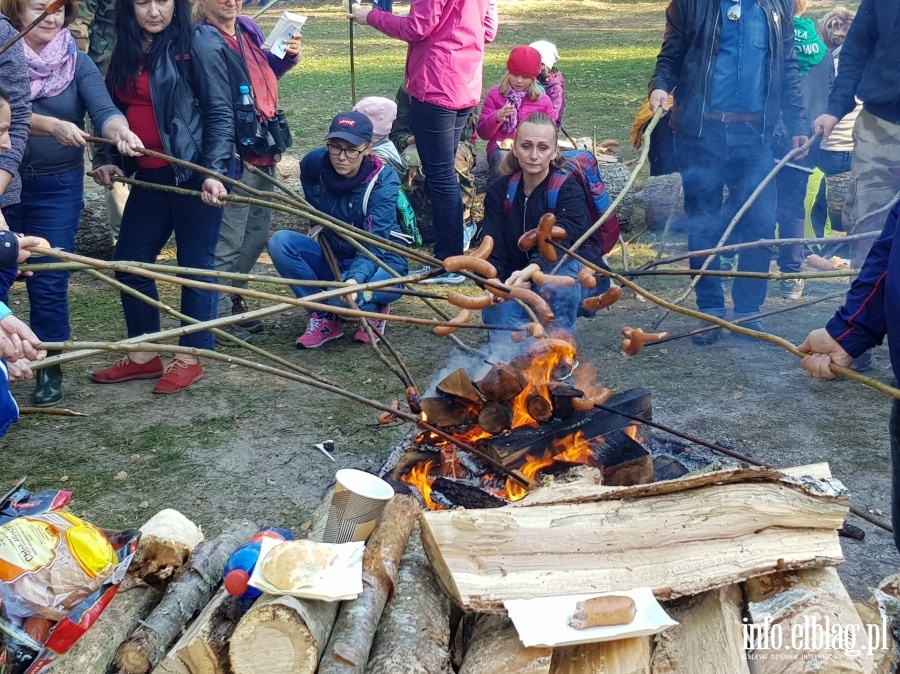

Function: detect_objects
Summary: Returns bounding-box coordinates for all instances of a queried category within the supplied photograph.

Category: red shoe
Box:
[153,359,204,394]
[91,356,164,383]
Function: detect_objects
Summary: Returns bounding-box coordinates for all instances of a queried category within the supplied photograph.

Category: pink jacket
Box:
[476,85,558,155]
[367,0,498,111]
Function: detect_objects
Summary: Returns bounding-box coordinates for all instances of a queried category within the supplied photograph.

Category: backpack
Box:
[503,149,620,263]
[362,166,422,247]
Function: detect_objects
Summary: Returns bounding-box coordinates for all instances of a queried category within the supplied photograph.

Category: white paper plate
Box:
[504,587,677,648]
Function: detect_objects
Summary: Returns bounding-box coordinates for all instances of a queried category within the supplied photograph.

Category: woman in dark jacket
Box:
[268,110,408,349]
[481,113,608,337]
[89,0,234,394]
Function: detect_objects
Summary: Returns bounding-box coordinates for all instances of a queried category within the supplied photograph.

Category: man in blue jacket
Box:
[800,201,900,551]
[648,0,808,344]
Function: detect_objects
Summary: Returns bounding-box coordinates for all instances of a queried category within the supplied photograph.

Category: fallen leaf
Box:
[300,521,311,532]
[732,393,743,400]
[271,436,281,444]
[131,453,141,462]
[114,471,128,481]
[280,509,290,516]
[266,479,277,486]
[876,508,884,516]
[194,498,203,506]
[138,500,149,509]
[276,403,286,409]
[60,475,69,482]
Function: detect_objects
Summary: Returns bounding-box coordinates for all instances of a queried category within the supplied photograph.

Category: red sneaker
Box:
[153,359,204,394]
[90,356,164,383]
[354,305,390,344]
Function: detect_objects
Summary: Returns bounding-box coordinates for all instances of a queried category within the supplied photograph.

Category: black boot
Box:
[33,352,63,407]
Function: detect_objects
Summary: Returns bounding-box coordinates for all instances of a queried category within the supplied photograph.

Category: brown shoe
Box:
[153,359,203,394]
[91,356,164,383]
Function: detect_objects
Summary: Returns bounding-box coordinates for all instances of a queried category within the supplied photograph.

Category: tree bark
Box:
[474,364,526,402]
[550,637,652,674]
[525,394,553,423]
[132,509,205,588]
[436,368,482,404]
[420,396,478,428]
[458,614,551,674]
[478,402,513,434]
[115,519,258,674]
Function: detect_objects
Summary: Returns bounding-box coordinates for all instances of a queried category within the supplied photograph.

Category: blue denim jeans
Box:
[775,164,810,274]
[891,397,900,553]
[674,123,776,315]
[4,167,84,342]
[113,167,222,350]
[810,149,854,239]
[267,230,401,313]
[409,98,473,260]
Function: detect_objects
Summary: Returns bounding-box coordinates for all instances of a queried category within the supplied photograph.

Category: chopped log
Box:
[420,396,478,428]
[649,585,749,674]
[458,614,551,674]
[229,501,337,674]
[420,466,848,612]
[744,566,874,673]
[436,368,482,404]
[548,383,584,419]
[525,394,553,423]
[316,496,421,674]
[474,364,526,402]
[595,429,653,486]
[132,509,205,588]
[115,519,258,674]
[364,527,452,674]
[152,588,253,674]
[479,402,513,434]
[430,478,508,509]
[854,600,895,674]
[550,638,652,674]
[52,583,163,674]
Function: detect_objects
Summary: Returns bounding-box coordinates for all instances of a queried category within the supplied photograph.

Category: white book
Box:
[262,11,308,60]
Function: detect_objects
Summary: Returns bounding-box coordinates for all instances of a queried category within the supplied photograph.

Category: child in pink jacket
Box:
[477,45,557,177]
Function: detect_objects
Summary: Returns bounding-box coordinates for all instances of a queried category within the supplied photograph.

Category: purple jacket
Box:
[367,0,498,110]
[542,70,566,126]
[235,16,299,79]
[476,85,557,156]
[0,15,31,208]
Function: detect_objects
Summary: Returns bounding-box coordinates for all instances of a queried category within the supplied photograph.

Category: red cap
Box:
[224,569,251,596]
[507,45,542,79]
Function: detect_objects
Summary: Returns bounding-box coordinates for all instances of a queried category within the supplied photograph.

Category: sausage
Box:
[509,286,554,325]
[434,309,471,336]
[446,291,493,310]
[571,397,594,412]
[484,279,512,300]
[549,226,568,241]
[599,139,621,149]
[524,322,545,339]
[568,595,636,629]
[23,616,55,643]
[469,235,494,260]
[537,213,558,263]
[531,270,576,287]
[443,255,497,279]
[405,386,421,414]
[620,327,670,357]
[511,330,528,343]
[518,228,539,252]
[377,400,401,425]
[588,388,613,406]
[581,285,622,312]
[577,266,597,289]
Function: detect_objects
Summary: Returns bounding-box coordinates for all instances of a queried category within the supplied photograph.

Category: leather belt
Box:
[706,110,762,123]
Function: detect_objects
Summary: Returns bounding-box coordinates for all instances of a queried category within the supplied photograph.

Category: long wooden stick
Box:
[624,268,856,280]
[549,240,900,401]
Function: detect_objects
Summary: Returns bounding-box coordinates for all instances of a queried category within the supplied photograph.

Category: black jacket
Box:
[649,0,807,139]
[482,172,591,282]
[826,0,900,124]
[98,25,235,182]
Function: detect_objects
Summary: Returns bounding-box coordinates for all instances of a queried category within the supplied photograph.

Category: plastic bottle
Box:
[222,526,293,598]
[235,85,257,148]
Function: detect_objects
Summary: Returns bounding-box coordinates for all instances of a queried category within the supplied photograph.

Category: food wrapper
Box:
[0,488,71,527]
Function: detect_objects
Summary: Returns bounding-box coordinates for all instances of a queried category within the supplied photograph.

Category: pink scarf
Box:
[501,88,527,134]
[25,28,77,101]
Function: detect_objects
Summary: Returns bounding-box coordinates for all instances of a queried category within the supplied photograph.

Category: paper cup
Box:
[323,469,394,544]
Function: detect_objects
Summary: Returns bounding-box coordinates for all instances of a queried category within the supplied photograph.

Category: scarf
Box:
[320,152,382,195]
[501,88,527,134]
[25,28,77,101]
[793,17,827,76]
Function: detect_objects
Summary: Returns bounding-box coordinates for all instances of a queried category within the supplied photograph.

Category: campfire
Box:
[382,339,657,509]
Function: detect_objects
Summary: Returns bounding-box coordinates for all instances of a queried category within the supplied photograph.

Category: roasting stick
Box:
[589,401,892,534]
[548,240,900,401]
[651,133,821,330]
[625,268,856,280]
[654,184,683,261]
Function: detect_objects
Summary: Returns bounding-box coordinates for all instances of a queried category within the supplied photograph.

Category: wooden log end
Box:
[230,601,320,674]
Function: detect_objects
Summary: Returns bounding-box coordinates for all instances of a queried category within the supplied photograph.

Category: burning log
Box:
[364,527,452,674]
[419,396,478,428]
[547,382,584,419]
[594,429,653,486]
[419,466,848,612]
[649,585,749,674]
[430,478,507,510]
[478,402,513,434]
[458,614,551,674]
[317,496,421,674]
[474,364,526,402]
[115,519,258,674]
[436,368,481,404]
[550,638,652,674]
[131,509,204,588]
[525,393,553,423]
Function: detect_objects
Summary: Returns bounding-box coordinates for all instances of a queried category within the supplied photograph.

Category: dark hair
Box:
[498,113,565,176]
[106,0,193,95]
[0,0,77,29]
[0,89,9,110]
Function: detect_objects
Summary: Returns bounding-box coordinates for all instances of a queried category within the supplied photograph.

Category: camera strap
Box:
[235,22,278,120]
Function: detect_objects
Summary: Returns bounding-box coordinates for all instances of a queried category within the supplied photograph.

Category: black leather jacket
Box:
[649,0,807,140]
[98,25,235,183]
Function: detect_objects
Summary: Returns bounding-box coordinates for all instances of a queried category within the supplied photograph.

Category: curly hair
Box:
[819,6,855,50]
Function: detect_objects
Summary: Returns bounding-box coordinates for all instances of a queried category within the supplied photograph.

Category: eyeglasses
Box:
[326,143,364,159]
[727,0,741,21]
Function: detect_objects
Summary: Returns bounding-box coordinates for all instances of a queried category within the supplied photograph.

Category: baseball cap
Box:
[325,111,374,145]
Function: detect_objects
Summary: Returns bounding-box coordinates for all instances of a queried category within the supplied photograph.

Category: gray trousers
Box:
[214,166,275,316]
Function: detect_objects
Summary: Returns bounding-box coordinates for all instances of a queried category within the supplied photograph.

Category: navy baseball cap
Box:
[325,111,373,145]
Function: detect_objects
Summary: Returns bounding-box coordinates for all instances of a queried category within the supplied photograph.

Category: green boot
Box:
[33,352,63,407]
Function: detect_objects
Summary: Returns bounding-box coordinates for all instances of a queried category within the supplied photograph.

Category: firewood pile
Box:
[58,463,898,674]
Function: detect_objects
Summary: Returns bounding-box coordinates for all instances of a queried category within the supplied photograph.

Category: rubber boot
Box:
[33,351,62,407]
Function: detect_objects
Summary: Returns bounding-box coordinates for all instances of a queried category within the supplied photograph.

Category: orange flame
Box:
[552,430,593,464]
[401,460,445,510]
[624,425,639,442]
[508,339,578,428]
[506,450,556,501]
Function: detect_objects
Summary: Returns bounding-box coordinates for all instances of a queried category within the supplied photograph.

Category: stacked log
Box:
[131,508,205,587]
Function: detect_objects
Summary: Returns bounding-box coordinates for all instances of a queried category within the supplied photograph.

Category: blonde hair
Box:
[498,73,543,101]
[498,113,564,177]
[191,0,206,22]
[793,0,807,17]
[0,0,77,28]
[819,6,855,49]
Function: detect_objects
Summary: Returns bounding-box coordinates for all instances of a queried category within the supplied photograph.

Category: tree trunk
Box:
[458,614,551,674]
[550,638,652,674]
[115,519,258,674]
[317,496,421,674]
[364,527,452,674]
[525,394,553,424]
[478,402,513,434]
[132,509,205,588]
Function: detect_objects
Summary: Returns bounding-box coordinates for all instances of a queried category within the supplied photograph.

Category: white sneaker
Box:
[462,221,478,252]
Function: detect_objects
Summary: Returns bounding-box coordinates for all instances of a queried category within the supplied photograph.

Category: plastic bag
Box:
[0,488,71,527]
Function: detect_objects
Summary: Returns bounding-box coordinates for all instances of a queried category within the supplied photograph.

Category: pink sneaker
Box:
[355,305,390,344]
[296,312,344,349]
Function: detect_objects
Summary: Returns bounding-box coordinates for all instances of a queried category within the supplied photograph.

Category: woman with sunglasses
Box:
[89,0,235,394]
[268,111,408,349]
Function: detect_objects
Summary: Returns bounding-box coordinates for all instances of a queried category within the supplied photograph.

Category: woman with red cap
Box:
[477,45,557,179]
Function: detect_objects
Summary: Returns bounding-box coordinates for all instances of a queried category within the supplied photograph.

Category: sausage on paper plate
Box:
[568,595,636,629]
